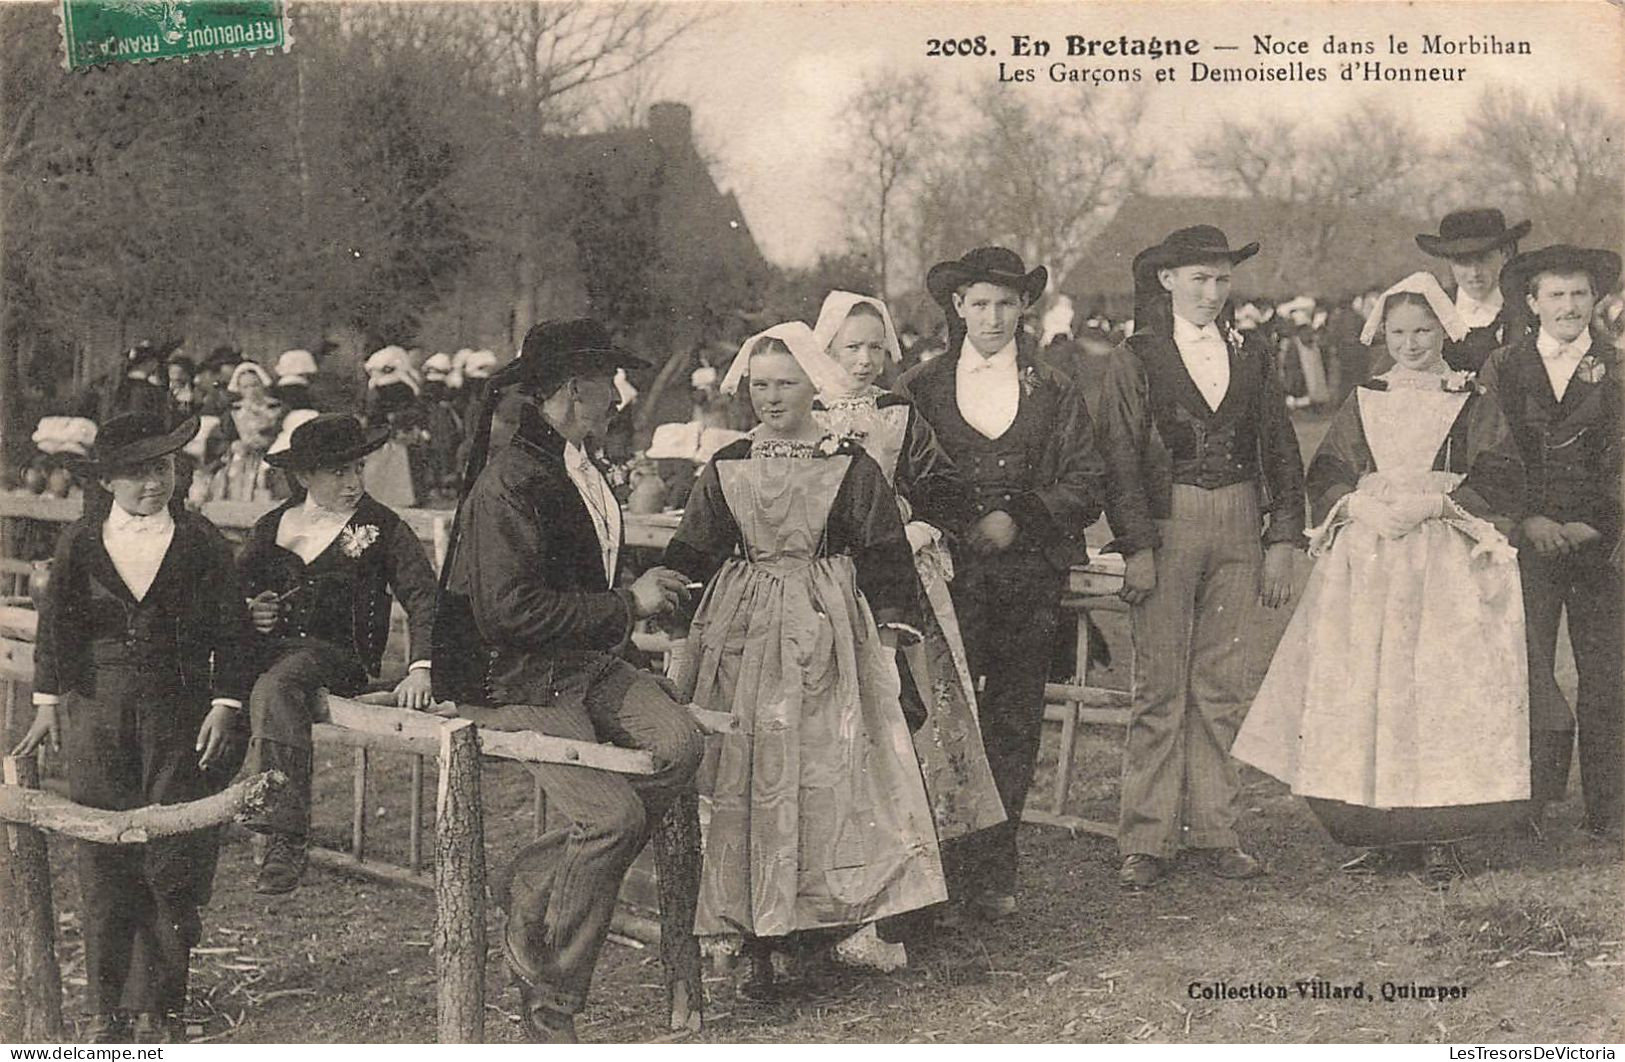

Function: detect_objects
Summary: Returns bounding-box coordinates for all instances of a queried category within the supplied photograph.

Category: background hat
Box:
[461,350,499,380]
[31,416,97,457]
[365,345,423,395]
[266,408,321,458]
[274,348,319,384]
[1416,209,1531,259]
[1499,244,1623,306]
[926,247,1047,308]
[490,318,650,393]
[86,412,199,471]
[264,412,389,471]
[226,361,272,394]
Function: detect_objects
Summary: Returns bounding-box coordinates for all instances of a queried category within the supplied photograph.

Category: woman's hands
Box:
[1348,492,1445,539]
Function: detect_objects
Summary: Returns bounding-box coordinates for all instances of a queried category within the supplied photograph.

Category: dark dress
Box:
[665,434,943,942]
[32,510,251,1019]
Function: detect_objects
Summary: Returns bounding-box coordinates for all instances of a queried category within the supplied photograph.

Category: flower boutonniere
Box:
[1442,370,1482,395]
[1575,354,1608,386]
[1020,364,1041,397]
[339,524,381,559]
[815,435,843,457]
[1225,323,1249,357]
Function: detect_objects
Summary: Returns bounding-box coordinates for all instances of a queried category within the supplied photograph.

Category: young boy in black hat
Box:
[434,319,701,1042]
[1481,243,1623,839]
[235,413,439,893]
[1413,208,1531,372]
[1097,226,1306,889]
[896,247,1106,920]
[12,412,253,1043]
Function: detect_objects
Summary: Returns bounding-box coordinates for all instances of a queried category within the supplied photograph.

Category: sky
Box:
[647,0,1625,266]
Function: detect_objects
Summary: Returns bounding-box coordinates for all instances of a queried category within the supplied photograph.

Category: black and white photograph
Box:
[0,0,1621,1046]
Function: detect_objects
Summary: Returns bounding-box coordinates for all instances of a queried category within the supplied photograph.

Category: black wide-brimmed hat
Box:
[926,247,1048,309]
[1132,225,1260,285]
[264,412,389,472]
[1499,244,1622,306]
[1416,208,1531,260]
[489,318,651,395]
[85,412,200,473]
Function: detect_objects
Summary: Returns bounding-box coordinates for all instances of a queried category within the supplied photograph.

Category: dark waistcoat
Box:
[1132,331,1266,491]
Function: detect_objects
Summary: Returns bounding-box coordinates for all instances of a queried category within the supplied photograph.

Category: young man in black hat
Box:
[1481,243,1623,839]
[12,412,253,1042]
[896,247,1106,920]
[1413,207,1531,372]
[235,413,440,893]
[1097,226,1306,888]
[433,318,702,1042]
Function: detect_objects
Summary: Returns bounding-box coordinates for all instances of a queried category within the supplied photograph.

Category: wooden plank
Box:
[479,728,657,775]
[1,606,37,639]
[311,722,438,757]
[351,747,369,862]
[1043,682,1131,711]
[0,637,34,682]
[1021,807,1117,840]
[408,755,426,874]
[323,693,659,774]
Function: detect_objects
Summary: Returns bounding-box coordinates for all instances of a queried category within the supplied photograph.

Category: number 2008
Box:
[926,36,989,56]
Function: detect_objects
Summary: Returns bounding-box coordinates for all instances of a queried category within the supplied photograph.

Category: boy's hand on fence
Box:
[10,703,59,756]
[196,704,236,770]
[249,590,281,633]
[394,668,434,710]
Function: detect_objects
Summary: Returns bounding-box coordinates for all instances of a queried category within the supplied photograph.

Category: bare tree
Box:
[1452,86,1624,247]
[1191,100,1431,293]
[911,86,1154,301]
[835,72,937,299]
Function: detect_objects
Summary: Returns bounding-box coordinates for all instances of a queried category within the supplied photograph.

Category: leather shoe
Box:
[1118,853,1165,888]
[255,832,308,895]
[1203,848,1264,880]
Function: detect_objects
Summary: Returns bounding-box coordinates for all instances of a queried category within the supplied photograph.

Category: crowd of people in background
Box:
[4,206,1624,1044]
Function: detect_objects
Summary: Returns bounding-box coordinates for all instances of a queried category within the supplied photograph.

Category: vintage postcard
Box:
[0,0,1621,1048]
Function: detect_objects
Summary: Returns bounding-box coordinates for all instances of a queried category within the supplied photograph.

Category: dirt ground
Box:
[11,410,1625,1043]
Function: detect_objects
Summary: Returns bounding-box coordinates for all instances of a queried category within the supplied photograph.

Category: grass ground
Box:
[11,411,1623,1043]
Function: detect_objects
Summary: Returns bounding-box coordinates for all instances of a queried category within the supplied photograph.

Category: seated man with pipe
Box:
[433,319,702,1043]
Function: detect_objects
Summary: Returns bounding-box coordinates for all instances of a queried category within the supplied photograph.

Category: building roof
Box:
[1060,194,1433,303]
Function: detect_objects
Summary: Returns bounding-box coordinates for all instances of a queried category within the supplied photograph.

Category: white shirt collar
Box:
[106,505,174,535]
[1455,286,1503,327]
[1536,329,1592,360]
[958,335,1019,373]
[1172,314,1224,346]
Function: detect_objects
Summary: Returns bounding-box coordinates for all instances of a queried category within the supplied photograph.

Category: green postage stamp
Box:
[58,0,289,70]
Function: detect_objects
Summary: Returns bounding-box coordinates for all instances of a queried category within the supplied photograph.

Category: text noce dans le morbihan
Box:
[983,31,1531,86]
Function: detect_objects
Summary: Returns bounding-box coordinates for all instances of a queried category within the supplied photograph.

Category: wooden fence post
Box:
[0,755,63,1041]
[653,790,703,1032]
[434,719,484,1044]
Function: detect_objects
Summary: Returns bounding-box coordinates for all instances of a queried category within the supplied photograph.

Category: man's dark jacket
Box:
[238,494,437,681]
[433,406,635,705]
[1481,328,1622,549]
[1095,324,1307,557]
[895,331,1105,572]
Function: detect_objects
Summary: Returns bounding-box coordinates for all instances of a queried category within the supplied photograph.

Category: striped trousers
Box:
[1118,482,1262,859]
